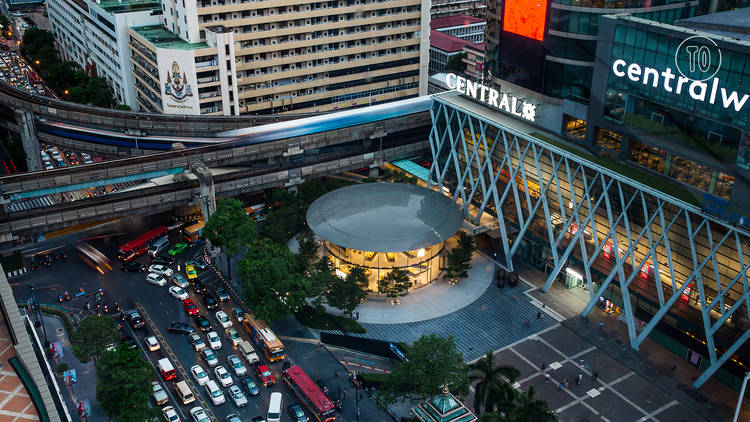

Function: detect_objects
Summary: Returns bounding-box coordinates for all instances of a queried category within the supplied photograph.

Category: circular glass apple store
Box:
[306,183,463,290]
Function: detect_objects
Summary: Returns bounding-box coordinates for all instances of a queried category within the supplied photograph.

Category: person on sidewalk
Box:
[564,379,569,388]
[599,321,604,329]
[576,373,583,385]
[671,364,676,374]
[545,373,550,383]
[537,311,542,319]
[557,382,562,391]
[541,362,547,371]
[592,370,598,381]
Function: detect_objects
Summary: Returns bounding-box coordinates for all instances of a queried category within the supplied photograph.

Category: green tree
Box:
[295,229,318,274]
[261,188,303,244]
[204,198,257,280]
[347,266,369,289]
[469,352,520,414]
[509,386,557,422]
[238,238,309,322]
[377,334,469,405]
[446,52,468,73]
[116,104,131,110]
[378,268,412,298]
[325,267,369,314]
[96,345,160,422]
[69,315,119,363]
[0,14,10,30]
[442,232,475,282]
[307,256,338,306]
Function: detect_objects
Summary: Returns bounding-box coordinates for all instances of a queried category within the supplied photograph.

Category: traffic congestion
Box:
[22,217,345,422]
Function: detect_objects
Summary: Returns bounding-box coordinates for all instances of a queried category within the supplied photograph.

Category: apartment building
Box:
[128,0,430,116]
[431,0,485,20]
[47,0,163,106]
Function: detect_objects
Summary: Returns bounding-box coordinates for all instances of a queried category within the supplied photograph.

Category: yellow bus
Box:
[242,313,285,362]
[182,220,204,243]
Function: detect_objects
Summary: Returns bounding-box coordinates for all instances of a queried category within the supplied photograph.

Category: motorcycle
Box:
[64,291,70,301]
[103,304,109,313]
[57,295,63,303]
[85,302,91,311]
[114,303,120,312]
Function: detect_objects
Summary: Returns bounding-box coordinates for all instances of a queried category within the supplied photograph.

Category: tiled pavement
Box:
[0,313,39,421]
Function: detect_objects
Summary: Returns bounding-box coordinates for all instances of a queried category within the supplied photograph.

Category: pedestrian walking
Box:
[544,373,550,383]
[537,311,542,319]
[599,321,604,329]
[576,373,583,385]
[670,364,676,374]
[564,379,569,388]
[557,382,562,391]
[592,370,598,381]
[541,362,547,371]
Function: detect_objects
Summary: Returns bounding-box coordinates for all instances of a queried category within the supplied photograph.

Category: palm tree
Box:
[468,352,521,414]
[509,385,558,422]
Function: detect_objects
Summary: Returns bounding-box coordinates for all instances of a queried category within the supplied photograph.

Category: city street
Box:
[12,215,389,422]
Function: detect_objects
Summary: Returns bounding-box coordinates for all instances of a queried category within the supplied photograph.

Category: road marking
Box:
[137,302,219,422]
[636,400,678,422]
[529,299,565,322]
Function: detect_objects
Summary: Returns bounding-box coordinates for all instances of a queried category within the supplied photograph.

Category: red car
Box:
[182,299,199,316]
[254,364,275,386]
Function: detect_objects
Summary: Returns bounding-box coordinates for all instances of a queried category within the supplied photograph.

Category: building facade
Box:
[47,0,163,107]
[128,0,429,116]
[429,15,485,75]
[431,0,485,20]
[587,11,750,210]
[431,15,485,44]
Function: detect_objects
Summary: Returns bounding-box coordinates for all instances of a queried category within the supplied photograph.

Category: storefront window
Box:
[668,155,711,192]
[564,115,587,141]
[714,173,735,200]
[629,141,665,174]
[597,129,622,153]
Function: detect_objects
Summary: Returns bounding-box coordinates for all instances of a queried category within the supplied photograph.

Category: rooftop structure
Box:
[412,386,478,422]
[676,7,750,42]
[96,0,161,15]
[430,15,484,30]
[130,25,208,50]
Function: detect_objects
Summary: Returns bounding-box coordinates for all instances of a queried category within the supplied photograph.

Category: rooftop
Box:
[306,183,463,253]
[430,14,484,30]
[96,0,162,15]
[676,8,750,42]
[131,25,209,50]
[431,30,470,53]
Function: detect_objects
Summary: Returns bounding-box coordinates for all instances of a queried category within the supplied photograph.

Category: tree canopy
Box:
[442,232,476,282]
[70,315,119,362]
[96,345,160,422]
[324,265,369,314]
[377,334,469,404]
[238,238,309,322]
[378,268,412,298]
[205,197,257,256]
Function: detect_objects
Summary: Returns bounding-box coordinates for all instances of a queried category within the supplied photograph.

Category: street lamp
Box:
[34,60,39,65]
[28,285,49,347]
[733,372,750,422]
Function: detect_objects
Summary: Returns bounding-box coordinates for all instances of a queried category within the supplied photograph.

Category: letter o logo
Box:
[675,35,722,82]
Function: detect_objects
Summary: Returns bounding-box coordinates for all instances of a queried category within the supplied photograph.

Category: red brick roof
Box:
[430,30,470,53]
[430,14,484,29]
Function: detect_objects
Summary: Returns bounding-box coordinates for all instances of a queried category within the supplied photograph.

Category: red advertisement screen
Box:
[503,0,548,42]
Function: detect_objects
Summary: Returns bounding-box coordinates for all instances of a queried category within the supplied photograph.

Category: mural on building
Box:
[164,61,193,103]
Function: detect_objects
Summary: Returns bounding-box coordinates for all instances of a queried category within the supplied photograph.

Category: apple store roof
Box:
[306,183,463,253]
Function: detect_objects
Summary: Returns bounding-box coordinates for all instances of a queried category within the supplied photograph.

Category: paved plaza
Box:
[0,313,39,421]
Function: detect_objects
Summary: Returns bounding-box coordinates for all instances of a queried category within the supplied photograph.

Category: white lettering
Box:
[498,93,510,112]
[465,79,478,98]
[709,77,719,104]
[445,73,457,89]
[627,63,641,82]
[643,67,659,87]
[488,88,499,108]
[676,76,690,94]
[456,76,466,93]
[479,84,488,102]
[510,97,522,116]
[720,88,750,112]
[689,80,707,101]
[612,59,627,77]
[661,68,676,92]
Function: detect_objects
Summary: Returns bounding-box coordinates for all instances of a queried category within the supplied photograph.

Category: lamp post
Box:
[733,371,750,422]
[28,285,49,347]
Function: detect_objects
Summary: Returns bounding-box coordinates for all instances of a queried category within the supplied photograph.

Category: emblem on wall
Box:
[164,61,193,103]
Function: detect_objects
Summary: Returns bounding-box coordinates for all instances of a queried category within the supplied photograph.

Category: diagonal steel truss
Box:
[427,96,750,388]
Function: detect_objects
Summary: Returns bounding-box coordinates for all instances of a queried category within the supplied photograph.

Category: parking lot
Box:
[13,220,383,422]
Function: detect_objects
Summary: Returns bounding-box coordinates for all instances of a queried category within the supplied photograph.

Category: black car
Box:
[216,286,230,302]
[186,259,207,270]
[126,310,145,329]
[52,251,68,260]
[167,322,195,334]
[191,281,208,295]
[120,335,137,349]
[121,261,146,272]
[241,377,259,396]
[195,315,212,332]
[150,255,174,266]
[203,295,218,310]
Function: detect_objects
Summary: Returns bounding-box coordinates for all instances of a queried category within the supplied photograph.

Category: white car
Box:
[190,364,210,386]
[205,380,225,405]
[225,328,241,348]
[43,161,54,170]
[228,385,247,407]
[169,286,189,300]
[207,331,222,350]
[146,273,167,286]
[227,355,247,377]
[149,264,174,277]
[152,381,168,405]
[215,310,232,328]
[145,336,160,352]
[162,405,180,422]
[214,365,233,387]
[201,349,219,367]
[189,333,206,351]
[81,152,93,164]
[189,406,210,422]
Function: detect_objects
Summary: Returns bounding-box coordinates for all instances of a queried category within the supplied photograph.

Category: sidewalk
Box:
[516,262,748,422]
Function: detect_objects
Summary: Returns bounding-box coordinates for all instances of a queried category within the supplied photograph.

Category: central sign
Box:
[445,73,538,122]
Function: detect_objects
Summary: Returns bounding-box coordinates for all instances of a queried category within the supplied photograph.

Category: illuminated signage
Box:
[701,193,750,230]
[503,0,548,41]
[610,59,749,112]
[445,73,538,122]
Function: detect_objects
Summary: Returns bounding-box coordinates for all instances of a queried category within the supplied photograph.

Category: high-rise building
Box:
[430,0,485,20]
[46,0,163,107]
[127,0,430,116]
[485,0,699,102]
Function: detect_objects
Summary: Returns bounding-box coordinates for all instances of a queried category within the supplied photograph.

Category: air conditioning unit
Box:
[370,39,376,45]
[355,41,361,46]
[355,27,360,32]
[271,39,277,44]
[290,64,296,69]
[339,57,346,62]
[269,9,275,14]
[290,51,295,55]
[255,69,261,74]
[323,46,328,51]
[322,17,327,22]
[355,54,361,59]
[272,52,278,58]
[339,43,345,48]
[251,11,256,16]
[305,5,310,10]
[292,92,297,97]
[307,88,313,94]
[307,61,313,66]
[306,34,312,40]
[323,59,329,64]
[306,19,311,24]
[232,13,237,18]
[339,30,345,36]
[270,24,276,29]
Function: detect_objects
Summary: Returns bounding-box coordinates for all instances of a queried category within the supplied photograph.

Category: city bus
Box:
[282,365,335,422]
[116,226,168,261]
[182,220,204,243]
[245,203,267,221]
[242,313,285,362]
[76,243,112,274]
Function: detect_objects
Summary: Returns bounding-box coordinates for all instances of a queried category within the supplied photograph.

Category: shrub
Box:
[295,305,366,333]
[55,362,68,375]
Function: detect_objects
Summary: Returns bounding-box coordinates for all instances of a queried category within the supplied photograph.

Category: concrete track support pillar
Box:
[15,110,41,172]
[190,161,216,222]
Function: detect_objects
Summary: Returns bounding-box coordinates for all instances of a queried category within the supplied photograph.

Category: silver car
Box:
[227,355,247,377]
[228,385,247,407]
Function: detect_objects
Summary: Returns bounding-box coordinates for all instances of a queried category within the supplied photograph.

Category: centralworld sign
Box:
[444,73,538,122]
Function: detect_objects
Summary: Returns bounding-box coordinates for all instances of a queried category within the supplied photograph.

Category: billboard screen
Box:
[502,0,548,42]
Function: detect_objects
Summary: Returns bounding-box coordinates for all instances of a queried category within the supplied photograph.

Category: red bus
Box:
[282,366,335,422]
[117,226,168,261]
